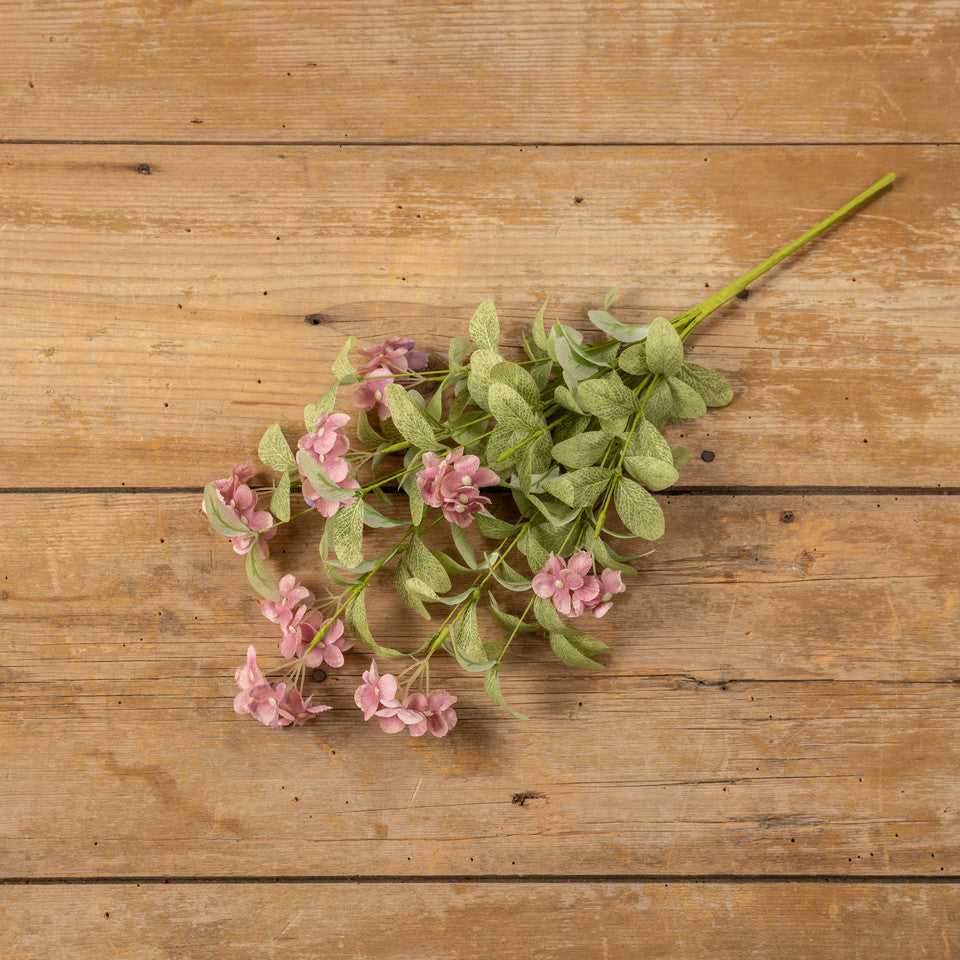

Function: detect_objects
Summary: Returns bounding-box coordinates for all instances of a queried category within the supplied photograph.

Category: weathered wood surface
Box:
[2,144,958,488]
[4,883,959,959]
[3,493,959,877]
[1,0,956,144]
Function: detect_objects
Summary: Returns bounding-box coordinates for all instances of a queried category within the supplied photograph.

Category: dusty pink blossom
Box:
[279,610,353,668]
[354,660,401,721]
[532,551,602,617]
[233,645,268,714]
[260,574,315,630]
[404,690,458,737]
[297,449,360,517]
[415,448,499,527]
[204,463,277,558]
[375,699,426,734]
[298,412,351,474]
[584,568,625,618]
[352,367,393,420]
[278,685,331,726]
[357,336,428,378]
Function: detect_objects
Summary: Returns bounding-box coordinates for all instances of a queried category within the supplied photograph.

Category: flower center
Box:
[374,390,383,401]
[602,592,613,602]
[554,578,564,589]
[454,504,465,513]
[268,697,277,707]
[461,475,472,485]
[458,493,469,503]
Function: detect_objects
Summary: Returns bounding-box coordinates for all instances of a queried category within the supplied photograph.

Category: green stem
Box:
[680,172,896,339]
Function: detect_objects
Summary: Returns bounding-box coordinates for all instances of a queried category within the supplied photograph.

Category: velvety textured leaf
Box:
[466,347,501,409]
[483,666,527,719]
[395,565,431,619]
[474,511,518,541]
[551,430,610,469]
[257,423,297,473]
[304,386,337,431]
[642,378,674,429]
[488,381,540,433]
[203,483,250,537]
[613,477,665,540]
[549,631,605,670]
[679,361,734,407]
[344,593,404,659]
[666,375,708,420]
[451,602,495,671]
[296,452,356,502]
[543,466,611,509]
[332,336,358,384]
[623,455,679,491]
[330,497,364,569]
[490,360,539,407]
[384,383,441,450]
[448,336,473,367]
[552,384,585,414]
[618,341,649,376]
[587,309,648,343]
[671,444,693,470]
[406,537,452,594]
[644,317,684,375]
[532,300,549,350]
[469,299,500,352]
[577,375,642,421]
[628,417,673,463]
[269,472,291,522]
[488,594,539,634]
[244,540,279,601]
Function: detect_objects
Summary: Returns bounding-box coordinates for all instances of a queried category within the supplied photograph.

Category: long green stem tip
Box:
[690,172,896,327]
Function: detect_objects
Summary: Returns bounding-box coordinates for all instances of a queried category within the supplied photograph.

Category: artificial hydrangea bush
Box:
[202,174,895,738]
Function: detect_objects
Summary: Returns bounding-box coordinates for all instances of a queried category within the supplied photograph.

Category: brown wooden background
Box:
[2,2,959,957]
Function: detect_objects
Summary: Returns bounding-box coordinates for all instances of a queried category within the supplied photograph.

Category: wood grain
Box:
[2,144,957,487]
[2,493,959,877]
[4,883,959,959]
[1,0,956,144]
[5,493,958,683]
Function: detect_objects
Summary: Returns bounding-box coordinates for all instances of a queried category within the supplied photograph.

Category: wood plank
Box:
[4,493,958,683]
[1,0,955,143]
[2,493,959,877]
[4,883,959,959]
[1,145,957,487]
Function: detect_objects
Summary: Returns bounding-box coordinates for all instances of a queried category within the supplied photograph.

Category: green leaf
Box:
[587,309,648,344]
[622,455,679,491]
[618,341,649,376]
[543,466,612,510]
[671,444,692,470]
[549,631,605,670]
[330,497,364,569]
[666,375,708,420]
[552,384,585,414]
[395,564,431,619]
[533,595,566,633]
[356,410,384,447]
[362,503,406,529]
[553,337,602,394]
[577,375,642,422]
[406,537,452,594]
[613,477,665,540]
[490,360,539,407]
[344,592,404,659]
[203,483,251,537]
[466,347,501,409]
[244,540,279,601]
[487,382,540,433]
[448,336,473,367]
[525,492,579,528]
[406,577,441,604]
[451,523,478,569]
[642,379,674,429]
[332,336,358,384]
[604,286,620,311]
[295,452,357,502]
[644,318,684,376]
[488,555,533,592]
[258,423,297,472]
[532,300,549,350]
[628,417,673,464]
[304,386,337,431]
[484,666,527,719]
[407,479,425,526]
[678,361,734,407]
[450,602,494,670]
[269,472,291,522]
[488,593,538,634]
[551,430,610,470]
[469,299,500,352]
[485,426,523,472]
[518,527,550,573]
[587,534,637,574]
[384,383,441,450]
[475,512,519,540]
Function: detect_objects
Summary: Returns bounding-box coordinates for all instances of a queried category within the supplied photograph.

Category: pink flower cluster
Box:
[234,646,330,729]
[353,336,428,421]
[416,448,499,527]
[297,411,360,516]
[203,463,277,558]
[355,660,457,737]
[532,552,625,618]
[234,575,354,729]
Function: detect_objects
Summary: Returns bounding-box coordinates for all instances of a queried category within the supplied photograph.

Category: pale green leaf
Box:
[644,318,684,376]
[296,452,357,502]
[466,347,501,409]
[406,537,452,594]
[678,361,734,407]
[488,382,539,433]
[203,483,251,537]
[623,455,679,491]
[332,336,358,384]
[551,430,610,469]
[330,497,364,569]
[666,375,708,420]
[484,666,527,719]
[532,299,549,350]
[488,593,538,634]
[577,375,642,422]
[543,466,612,509]
[618,341,649,376]
[469,299,500,352]
[384,383,441,450]
[613,477,665,540]
[587,308,648,344]
[490,361,539,407]
[244,540,279,601]
[258,423,297,472]
[269,472,291,522]
[549,631,605,670]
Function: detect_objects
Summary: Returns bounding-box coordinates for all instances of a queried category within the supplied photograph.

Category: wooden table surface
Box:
[2,2,959,957]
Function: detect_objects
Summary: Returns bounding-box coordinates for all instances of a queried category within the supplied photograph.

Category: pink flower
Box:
[278,685,331,726]
[260,574,315,630]
[375,700,426,734]
[352,367,393,420]
[203,463,277,558]
[354,659,401,721]
[404,690,458,737]
[298,412,351,481]
[233,645,268,714]
[584,568,625,619]
[415,448,499,528]
[279,610,353,668]
[357,336,428,378]
[532,551,602,617]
